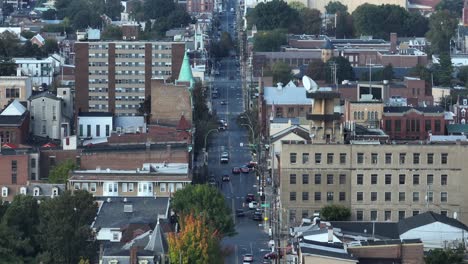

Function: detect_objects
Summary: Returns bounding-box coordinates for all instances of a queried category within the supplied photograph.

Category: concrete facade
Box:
[344,101,383,129]
[279,142,468,227]
[0,76,32,110]
[29,93,70,140]
[150,79,192,126]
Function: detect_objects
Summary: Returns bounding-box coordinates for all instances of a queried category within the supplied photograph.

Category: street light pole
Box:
[204,129,219,165]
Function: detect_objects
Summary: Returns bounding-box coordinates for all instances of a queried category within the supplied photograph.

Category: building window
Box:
[302,153,309,164]
[395,120,401,132]
[371,174,377,185]
[315,153,322,164]
[413,192,419,202]
[413,174,419,185]
[357,153,364,164]
[428,191,433,202]
[79,124,83,137]
[11,160,17,184]
[427,174,434,185]
[356,192,363,201]
[327,192,334,201]
[340,153,346,164]
[385,120,392,131]
[339,174,346,184]
[385,192,391,201]
[399,153,406,164]
[371,153,378,164]
[74,183,80,190]
[385,174,391,184]
[440,210,448,216]
[106,125,110,137]
[160,183,167,192]
[441,192,447,203]
[314,174,321,184]
[399,192,406,202]
[290,153,297,164]
[399,174,405,184]
[371,192,377,201]
[413,153,420,164]
[87,125,91,137]
[327,174,333,184]
[399,211,406,220]
[441,174,447,185]
[425,120,432,131]
[356,210,363,221]
[41,125,46,134]
[435,120,441,132]
[441,153,448,164]
[290,192,296,201]
[302,210,309,219]
[289,210,296,223]
[1,187,8,197]
[357,174,363,185]
[339,192,346,201]
[122,183,127,192]
[302,192,309,201]
[370,210,377,221]
[413,210,420,216]
[384,211,391,221]
[128,183,134,192]
[314,192,321,201]
[385,153,392,164]
[302,174,309,184]
[427,153,433,164]
[96,125,100,137]
[327,153,333,164]
[90,183,96,192]
[290,174,296,184]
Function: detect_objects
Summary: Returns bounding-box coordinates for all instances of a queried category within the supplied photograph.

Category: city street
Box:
[206,2,271,264]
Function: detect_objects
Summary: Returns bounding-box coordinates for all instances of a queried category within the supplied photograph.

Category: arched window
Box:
[20,187,27,195]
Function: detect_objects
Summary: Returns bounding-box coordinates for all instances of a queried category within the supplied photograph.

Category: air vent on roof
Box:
[124,204,133,213]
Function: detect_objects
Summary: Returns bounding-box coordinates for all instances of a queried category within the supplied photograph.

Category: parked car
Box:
[236,209,245,217]
[220,152,229,163]
[222,174,230,181]
[232,167,241,174]
[264,252,279,259]
[246,161,257,169]
[243,254,253,262]
[245,194,255,203]
[253,211,263,221]
[220,100,227,105]
[240,166,250,173]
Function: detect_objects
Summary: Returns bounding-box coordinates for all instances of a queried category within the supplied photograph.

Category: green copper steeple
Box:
[178,50,194,89]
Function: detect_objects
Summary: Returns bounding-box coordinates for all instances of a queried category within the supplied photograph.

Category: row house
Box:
[0,100,30,145]
[68,163,191,197]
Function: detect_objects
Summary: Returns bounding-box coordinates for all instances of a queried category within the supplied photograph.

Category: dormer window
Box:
[20,187,27,195]
[1,187,8,197]
[52,187,59,197]
[33,187,40,197]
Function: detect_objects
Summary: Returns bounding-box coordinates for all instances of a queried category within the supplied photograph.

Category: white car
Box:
[243,253,253,262]
[248,201,258,209]
[220,152,229,163]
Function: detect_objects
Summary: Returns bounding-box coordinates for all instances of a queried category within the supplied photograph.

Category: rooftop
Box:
[92,197,169,229]
[78,112,113,117]
[74,163,189,175]
[264,86,310,105]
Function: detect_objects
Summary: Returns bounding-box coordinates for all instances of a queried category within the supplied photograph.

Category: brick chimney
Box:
[130,246,138,264]
[390,33,397,54]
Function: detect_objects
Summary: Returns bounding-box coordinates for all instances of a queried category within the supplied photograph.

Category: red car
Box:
[264,251,279,259]
[232,167,241,174]
[240,166,250,173]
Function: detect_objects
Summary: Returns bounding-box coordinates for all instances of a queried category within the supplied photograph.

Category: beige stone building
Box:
[344,100,383,128]
[150,79,192,126]
[68,163,191,197]
[0,76,32,110]
[279,142,468,228]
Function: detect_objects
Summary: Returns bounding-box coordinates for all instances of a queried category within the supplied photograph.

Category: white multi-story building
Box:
[29,92,70,140]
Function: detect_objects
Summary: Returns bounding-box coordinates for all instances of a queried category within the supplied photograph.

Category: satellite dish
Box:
[302,75,318,93]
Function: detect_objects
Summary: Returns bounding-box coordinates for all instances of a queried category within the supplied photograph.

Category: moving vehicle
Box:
[245,194,255,203]
[253,211,263,221]
[243,254,253,262]
[220,100,227,105]
[236,209,245,217]
[222,174,230,181]
[220,152,229,163]
[232,167,241,174]
[240,166,250,173]
[264,252,279,259]
[249,201,258,209]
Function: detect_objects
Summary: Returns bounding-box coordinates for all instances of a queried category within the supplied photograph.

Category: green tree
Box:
[425,246,464,264]
[325,1,347,14]
[306,60,327,81]
[326,56,354,83]
[105,0,124,20]
[320,204,351,221]
[426,10,458,54]
[253,29,287,52]
[0,31,20,58]
[458,66,468,86]
[288,1,306,11]
[335,11,354,38]
[404,12,429,39]
[0,59,17,76]
[247,0,299,31]
[271,61,292,85]
[436,0,463,17]
[42,39,59,55]
[21,30,35,39]
[298,8,321,35]
[435,52,453,86]
[409,64,432,83]
[382,63,394,81]
[2,4,14,16]
[48,159,76,183]
[144,0,176,19]
[38,191,97,264]
[42,9,57,20]
[168,213,222,264]
[101,25,123,40]
[171,184,235,237]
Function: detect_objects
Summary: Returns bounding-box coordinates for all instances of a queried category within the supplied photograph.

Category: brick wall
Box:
[150,79,192,126]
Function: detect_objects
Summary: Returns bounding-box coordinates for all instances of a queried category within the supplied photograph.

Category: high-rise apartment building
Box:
[75,41,185,116]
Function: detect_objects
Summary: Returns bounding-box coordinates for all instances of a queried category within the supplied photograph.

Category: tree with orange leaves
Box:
[168,213,223,264]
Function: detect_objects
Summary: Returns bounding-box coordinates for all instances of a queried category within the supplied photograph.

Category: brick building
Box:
[0,100,30,145]
[74,41,185,116]
[382,106,445,140]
